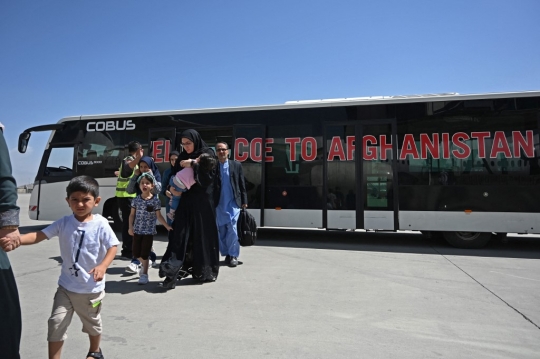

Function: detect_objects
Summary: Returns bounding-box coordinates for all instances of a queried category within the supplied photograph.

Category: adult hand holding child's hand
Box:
[0,229,21,252]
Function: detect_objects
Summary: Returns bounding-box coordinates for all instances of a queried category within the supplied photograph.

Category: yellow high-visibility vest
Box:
[115,156,137,198]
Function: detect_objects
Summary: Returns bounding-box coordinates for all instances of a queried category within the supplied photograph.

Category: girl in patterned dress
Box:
[128,172,172,284]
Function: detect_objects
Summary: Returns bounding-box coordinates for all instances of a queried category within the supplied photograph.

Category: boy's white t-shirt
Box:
[41,214,119,293]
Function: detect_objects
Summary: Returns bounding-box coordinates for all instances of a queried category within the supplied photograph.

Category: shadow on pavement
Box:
[49,256,62,264]
[256,228,540,260]
[106,274,206,295]
[20,224,540,261]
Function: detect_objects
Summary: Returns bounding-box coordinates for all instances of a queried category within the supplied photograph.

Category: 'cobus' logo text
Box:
[86,120,136,132]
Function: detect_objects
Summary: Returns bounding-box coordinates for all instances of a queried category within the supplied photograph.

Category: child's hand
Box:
[0,229,21,252]
[165,224,173,231]
[128,228,134,236]
[89,265,106,281]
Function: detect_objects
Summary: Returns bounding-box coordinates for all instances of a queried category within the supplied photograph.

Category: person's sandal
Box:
[87,348,104,358]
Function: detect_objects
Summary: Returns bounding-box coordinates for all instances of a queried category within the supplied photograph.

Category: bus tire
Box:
[442,231,491,249]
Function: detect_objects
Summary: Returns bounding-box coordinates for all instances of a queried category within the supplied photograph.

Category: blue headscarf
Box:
[139,156,161,184]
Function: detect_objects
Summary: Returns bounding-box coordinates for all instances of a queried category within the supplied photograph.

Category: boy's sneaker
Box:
[126,261,141,274]
[149,250,158,268]
[138,274,149,285]
[138,265,145,277]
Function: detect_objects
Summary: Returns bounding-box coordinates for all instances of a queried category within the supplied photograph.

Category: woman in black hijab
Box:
[160,129,219,288]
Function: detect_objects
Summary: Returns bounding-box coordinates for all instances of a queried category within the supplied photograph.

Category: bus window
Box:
[43,147,73,179]
[78,131,122,178]
[265,125,323,210]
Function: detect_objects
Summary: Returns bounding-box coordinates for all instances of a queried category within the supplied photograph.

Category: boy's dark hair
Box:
[128,141,141,154]
[199,153,217,171]
[66,175,100,198]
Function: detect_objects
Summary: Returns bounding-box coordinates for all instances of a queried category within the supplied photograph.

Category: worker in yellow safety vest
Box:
[115,141,143,258]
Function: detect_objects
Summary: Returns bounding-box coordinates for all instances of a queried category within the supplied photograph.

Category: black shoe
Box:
[195,275,216,283]
[87,348,104,358]
[229,257,238,267]
[160,277,176,290]
[224,255,231,265]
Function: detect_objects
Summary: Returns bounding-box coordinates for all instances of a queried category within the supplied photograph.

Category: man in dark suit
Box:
[214,141,248,267]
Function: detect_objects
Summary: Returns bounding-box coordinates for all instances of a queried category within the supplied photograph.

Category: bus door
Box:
[324,120,398,230]
[233,125,265,226]
[358,120,398,230]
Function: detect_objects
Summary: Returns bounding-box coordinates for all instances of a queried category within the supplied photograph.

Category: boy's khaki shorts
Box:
[47,286,105,342]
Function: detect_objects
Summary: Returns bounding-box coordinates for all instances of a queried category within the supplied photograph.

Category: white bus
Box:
[19,91,540,248]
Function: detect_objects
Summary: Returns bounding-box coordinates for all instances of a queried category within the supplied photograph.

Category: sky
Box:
[1,0,539,185]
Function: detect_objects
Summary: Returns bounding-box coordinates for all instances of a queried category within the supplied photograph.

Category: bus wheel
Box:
[443,231,491,249]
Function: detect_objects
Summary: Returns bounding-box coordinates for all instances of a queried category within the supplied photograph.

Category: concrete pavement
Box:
[7,194,540,358]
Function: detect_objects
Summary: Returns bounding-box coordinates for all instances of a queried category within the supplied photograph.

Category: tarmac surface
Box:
[7,194,540,358]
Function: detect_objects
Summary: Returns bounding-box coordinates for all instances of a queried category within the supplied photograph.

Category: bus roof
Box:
[60,90,540,122]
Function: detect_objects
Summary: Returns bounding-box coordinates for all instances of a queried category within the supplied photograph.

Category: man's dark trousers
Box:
[117,197,133,257]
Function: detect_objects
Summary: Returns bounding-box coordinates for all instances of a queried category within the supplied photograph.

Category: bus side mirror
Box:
[18,132,31,153]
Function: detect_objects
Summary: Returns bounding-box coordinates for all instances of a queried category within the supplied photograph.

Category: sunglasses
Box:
[217,148,228,152]
[146,205,155,212]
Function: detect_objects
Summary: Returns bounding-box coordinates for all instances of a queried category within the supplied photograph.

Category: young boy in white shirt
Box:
[9,175,119,359]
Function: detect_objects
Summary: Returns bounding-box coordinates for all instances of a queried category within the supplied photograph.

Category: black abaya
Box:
[161,131,219,283]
